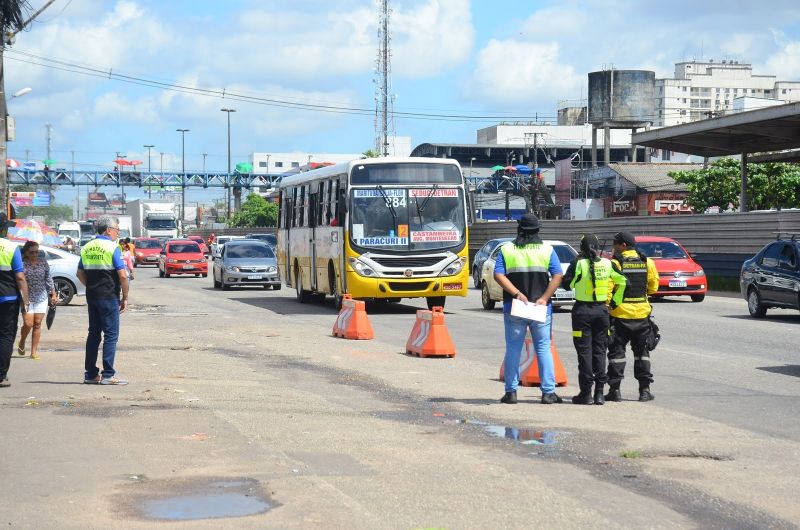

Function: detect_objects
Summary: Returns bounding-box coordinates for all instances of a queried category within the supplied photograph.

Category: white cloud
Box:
[465,40,580,105]
[765,41,800,80]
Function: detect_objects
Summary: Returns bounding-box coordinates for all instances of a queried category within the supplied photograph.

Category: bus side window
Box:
[335,179,346,227]
[298,185,306,227]
[291,187,298,228]
[324,179,333,225]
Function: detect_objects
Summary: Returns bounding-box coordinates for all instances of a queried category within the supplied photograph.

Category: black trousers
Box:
[571,302,610,391]
[607,317,653,388]
[0,300,21,380]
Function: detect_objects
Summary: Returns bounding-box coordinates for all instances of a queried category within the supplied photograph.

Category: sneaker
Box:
[541,393,563,404]
[83,375,102,384]
[0,378,10,388]
[500,391,517,404]
[100,377,128,386]
[638,388,655,402]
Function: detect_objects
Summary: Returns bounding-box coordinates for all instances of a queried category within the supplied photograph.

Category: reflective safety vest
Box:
[499,241,553,305]
[609,250,656,320]
[80,237,120,299]
[619,253,649,304]
[570,257,623,304]
[0,238,19,299]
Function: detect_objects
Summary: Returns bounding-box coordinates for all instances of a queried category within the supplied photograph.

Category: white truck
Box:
[128,200,179,239]
[57,222,81,243]
[117,215,133,240]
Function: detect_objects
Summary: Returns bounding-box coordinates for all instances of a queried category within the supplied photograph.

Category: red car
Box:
[158,239,208,278]
[186,235,210,256]
[132,237,163,267]
[634,236,707,302]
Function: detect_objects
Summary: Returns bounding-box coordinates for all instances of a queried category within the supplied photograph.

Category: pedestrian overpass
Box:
[7,168,283,189]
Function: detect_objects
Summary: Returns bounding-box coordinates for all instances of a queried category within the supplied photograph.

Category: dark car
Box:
[740,235,800,317]
[472,237,512,288]
[245,233,277,247]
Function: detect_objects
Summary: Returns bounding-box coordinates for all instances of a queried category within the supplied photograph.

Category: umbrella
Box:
[7,219,63,247]
[114,158,133,166]
[6,158,20,168]
[490,165,505,171]
[41,159,57,166]
[128,160,143,166]
[515,164,532,174]
[504,166,517,172]
[235,162,253,173]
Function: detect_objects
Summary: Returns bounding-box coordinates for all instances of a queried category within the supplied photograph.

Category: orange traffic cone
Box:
[499,330,568,387]
[332,295,374,340]
[406,306,456,358]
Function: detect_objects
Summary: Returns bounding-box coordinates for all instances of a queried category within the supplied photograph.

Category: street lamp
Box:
[221,108,236,219]
[143,144,154,198]
[177,129,189,228]
[10,87,32,99]
[469,157,476,178]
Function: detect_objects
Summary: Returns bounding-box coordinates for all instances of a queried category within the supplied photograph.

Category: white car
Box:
[13,243,86,305]
[480,239,578,310]
[210,235,245,260]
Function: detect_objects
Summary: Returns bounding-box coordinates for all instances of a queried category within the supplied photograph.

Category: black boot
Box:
[541,393,563,404]
[604,384,622,402]
[571,390,593,405]
[594,386,605,405]
[500,391,517,404]
[638,387,654,402]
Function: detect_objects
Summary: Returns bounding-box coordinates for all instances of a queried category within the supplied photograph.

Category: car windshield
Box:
[637,242,687,259]
[350,188,466,251]
[226,245,275,259]
[553,244,577,264]
[135,239,161,249]
[146,218,176,230]
[168,243,201,253]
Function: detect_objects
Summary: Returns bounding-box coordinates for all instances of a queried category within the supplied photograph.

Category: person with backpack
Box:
[562,234,626,405]
[605,232,659,402]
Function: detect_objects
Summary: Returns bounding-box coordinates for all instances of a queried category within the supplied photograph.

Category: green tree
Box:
[362,149,380,158]
[670,158,800,212]
[230,193,278,227]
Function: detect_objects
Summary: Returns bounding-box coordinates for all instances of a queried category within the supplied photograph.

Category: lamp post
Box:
[177,129,189,229]
[221,108,236,220]
[1,88,33,214]
[143,144,154,199]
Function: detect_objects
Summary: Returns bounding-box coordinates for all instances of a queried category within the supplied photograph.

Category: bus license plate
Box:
[668,280,687,288]
[443,283,461,291]
[248,275,262,280]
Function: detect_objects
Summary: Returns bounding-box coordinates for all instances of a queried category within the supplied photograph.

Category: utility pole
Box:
[221,108,236,219]
[115,151,127,214]
[71,150,78,219]
[177,129,189,227]
[143,144,154,199]
[525,132,544,214]
[202,153,207,173]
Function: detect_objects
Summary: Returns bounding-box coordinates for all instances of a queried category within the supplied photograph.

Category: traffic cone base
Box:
[406,306,456,358]
[332,295,374,340]
[499,331,568,387]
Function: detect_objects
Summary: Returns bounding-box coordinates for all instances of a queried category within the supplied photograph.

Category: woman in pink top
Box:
[120,239,135,280]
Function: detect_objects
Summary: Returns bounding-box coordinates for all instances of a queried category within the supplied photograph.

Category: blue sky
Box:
[6,0,800,179]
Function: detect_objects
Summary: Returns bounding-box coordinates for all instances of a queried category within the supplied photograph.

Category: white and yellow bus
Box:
[277,157,469,309]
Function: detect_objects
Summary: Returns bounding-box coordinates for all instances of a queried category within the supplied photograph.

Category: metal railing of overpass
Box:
[7,169,284,189]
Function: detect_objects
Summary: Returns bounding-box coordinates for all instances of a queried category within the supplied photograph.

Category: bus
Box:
[277,157,469,309]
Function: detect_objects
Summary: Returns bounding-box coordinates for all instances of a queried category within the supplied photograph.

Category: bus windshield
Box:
[350,188,465,251]
[350,162,462,185]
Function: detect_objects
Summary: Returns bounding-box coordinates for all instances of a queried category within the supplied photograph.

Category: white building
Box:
[250,152,363,175]
[477,123,633,149]
[654,60,800,126]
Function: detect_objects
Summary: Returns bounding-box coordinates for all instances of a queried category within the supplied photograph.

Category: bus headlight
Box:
[348,257,376,277]
[439,256,467,277]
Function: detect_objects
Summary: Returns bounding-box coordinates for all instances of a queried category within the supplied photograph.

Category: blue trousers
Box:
[85,298,120,379]
[503,312,555,394]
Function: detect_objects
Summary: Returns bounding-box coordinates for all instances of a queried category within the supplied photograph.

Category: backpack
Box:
[646,314,661,351]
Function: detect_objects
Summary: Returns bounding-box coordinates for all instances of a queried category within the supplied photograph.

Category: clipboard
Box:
[510,298,547,322]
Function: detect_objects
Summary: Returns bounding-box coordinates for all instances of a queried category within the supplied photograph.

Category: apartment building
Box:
[654,60,800,126]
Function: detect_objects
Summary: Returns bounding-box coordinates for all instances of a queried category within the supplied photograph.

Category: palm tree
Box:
[362,149,380,159]
[1,0,33,213]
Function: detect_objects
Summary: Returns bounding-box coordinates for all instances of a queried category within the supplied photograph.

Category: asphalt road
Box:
[1,265,798,528]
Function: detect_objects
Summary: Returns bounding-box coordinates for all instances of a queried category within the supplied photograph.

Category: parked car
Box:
[740,235,800,317]
[479,240,578,310]
[132,237,163,266]
[185,235,210,256]
[212,240,280,291]
[634,236,707,302]
[472,237,512,288]
[210,235,245,259]
[245,233,277,247]
[158,240,208,278]
[13,242,85,305]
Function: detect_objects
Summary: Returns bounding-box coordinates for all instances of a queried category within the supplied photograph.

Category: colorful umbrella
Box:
[490,165,505,171]
[7,219,63,247]
[128,160,143,166]
[6,158,20,168]
[504,166,517,172]
[114,158,133,166]
[41,159,57,166]
[235,162,253,173]
[515,164,532,174]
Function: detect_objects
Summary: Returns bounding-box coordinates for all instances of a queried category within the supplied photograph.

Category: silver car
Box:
[14,243,86,305]
[212,240,280,291]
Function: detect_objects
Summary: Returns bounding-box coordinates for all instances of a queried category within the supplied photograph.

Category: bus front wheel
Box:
[426,296,446,310]
[295,269,310,303]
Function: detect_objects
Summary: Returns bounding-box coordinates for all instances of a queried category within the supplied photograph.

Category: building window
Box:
[680,110,686,115]
[275,161,284,168]
[682,86,687,92]
[258,161,267,168]
[291,162,300,168]
[783,89,787,94]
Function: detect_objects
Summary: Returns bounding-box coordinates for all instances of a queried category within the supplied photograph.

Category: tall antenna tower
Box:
[374,0,395,156]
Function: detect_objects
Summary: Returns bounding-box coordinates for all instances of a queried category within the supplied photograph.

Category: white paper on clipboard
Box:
[510,298,547,322]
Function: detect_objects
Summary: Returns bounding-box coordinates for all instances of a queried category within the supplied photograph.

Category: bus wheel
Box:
[329,265,343,310]
[295,269,310,303]
[426,296,446,310]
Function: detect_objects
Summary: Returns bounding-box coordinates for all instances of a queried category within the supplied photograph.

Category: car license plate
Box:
[146,256,157,261]
[248,275,262,280]
[668,280,687,288]
[183,265,194,270]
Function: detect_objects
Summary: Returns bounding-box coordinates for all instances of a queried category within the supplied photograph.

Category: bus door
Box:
[284,188,294,286]
[308,183,320,291]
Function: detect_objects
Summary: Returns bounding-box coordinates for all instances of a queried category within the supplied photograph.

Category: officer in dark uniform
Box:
[605,231,659,402]
[562,234,626,405]
[0,212,29,388]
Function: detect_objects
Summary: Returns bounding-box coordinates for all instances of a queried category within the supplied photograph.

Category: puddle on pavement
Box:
[483,425,559,447]
[137,478,273,521]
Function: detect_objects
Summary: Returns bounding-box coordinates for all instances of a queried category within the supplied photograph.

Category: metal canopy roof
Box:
[632,102,800,157]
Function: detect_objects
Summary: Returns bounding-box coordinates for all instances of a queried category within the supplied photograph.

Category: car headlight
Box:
[167,258,177,263]
[225,265,240,272]
[135,252,143,257]
[694,269,705,276]
[439,256,467,277]
[348,257,376,277]
[267,266,277,273]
